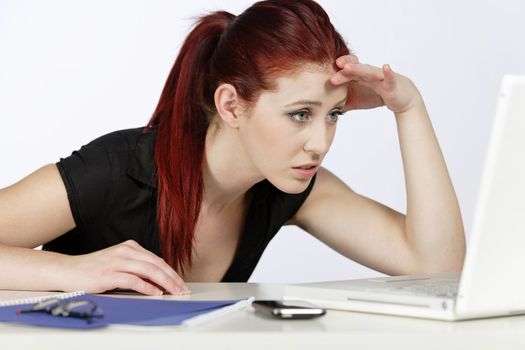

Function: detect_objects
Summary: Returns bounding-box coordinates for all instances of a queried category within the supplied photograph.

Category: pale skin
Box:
[0,54,466,295]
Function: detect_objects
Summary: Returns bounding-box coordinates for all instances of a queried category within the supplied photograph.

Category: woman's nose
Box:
[303,121,334,156]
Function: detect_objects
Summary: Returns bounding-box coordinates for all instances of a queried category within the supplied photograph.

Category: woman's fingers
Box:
[121,240,189,292]
[111,272,165,296]
[343,63,384,82]
[121,241,189,288]
[336,54,359,68]
[382,64,396,88]
[331,59,418,113]
[109,257,186,296]
[332,55,360,84]
[331,62,385,86]
[115,240,190,294]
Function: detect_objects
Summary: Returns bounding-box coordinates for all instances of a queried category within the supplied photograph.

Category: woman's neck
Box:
[202,123,264,214]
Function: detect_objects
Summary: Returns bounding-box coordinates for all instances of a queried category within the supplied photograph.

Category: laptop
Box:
[284,75,525,321]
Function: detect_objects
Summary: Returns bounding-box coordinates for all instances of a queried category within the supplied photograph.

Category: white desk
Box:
[1,283,525,350]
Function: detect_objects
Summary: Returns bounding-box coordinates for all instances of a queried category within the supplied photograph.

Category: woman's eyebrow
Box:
[284,99,322,107]
[284,97,346,108]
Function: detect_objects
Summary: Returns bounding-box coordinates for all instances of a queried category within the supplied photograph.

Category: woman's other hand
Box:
[65,240,190,296]
[330,55,423,114]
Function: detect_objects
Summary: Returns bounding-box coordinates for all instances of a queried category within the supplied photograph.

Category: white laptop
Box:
[284,75,525,321]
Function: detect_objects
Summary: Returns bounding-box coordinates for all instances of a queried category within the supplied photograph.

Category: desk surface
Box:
[1,283,525,350]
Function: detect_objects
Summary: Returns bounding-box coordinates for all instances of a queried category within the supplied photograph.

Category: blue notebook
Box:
[0,293,241,329]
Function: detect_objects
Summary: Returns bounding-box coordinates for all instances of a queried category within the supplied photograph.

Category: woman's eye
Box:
[288,110,310,122]
[287,110,344,124]
[327,111,344,123]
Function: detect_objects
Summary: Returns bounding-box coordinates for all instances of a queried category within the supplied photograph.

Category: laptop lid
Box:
[456,75,525,316]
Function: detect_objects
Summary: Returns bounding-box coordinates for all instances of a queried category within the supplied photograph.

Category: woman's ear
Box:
[214,83,243,129]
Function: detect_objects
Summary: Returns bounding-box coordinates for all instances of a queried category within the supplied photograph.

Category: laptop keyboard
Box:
[366,283,459,298]
[398,283,459,297]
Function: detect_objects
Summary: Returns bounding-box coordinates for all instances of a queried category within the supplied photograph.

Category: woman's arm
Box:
[290,56,465,275]
[0,164,188,294]
[394,97,465,272]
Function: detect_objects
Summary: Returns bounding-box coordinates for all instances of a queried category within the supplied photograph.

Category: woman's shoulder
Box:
[85,127,154,153]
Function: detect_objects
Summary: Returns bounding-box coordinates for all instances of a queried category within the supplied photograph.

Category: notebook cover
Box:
[0,294,239,329]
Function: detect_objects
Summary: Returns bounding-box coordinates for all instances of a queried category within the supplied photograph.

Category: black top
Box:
[43,127,316,282]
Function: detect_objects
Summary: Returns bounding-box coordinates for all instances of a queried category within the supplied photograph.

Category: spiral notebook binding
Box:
[0,291,85,307]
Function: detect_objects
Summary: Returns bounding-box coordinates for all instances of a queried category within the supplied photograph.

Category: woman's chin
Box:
[267,175,313,194]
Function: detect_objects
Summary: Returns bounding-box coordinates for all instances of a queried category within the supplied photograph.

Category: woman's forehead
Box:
[259,64,346,105]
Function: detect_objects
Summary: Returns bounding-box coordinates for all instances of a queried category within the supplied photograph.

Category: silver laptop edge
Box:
[455,75,525,319]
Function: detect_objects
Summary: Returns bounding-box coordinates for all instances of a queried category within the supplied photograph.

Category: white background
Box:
[1,0,524,283]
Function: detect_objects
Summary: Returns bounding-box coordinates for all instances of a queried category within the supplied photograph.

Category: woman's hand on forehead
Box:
[330,55,422,114]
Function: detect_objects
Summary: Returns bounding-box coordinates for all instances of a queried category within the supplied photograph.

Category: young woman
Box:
[0,0,465,296]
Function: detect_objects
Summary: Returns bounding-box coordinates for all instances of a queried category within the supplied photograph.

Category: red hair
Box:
[147,0,349,273]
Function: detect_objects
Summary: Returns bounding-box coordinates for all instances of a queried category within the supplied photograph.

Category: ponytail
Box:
[147,0,349,275]
[148,11,235,273]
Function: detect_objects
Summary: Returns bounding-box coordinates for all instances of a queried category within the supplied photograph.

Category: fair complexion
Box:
[205,65,347,209]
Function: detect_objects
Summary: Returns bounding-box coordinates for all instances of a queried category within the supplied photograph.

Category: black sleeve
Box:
[46,128,157,256]
[56,136,119,230]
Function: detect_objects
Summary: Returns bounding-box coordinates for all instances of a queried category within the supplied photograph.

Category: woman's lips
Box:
[293,163,319,169]
[292,165,318,177]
